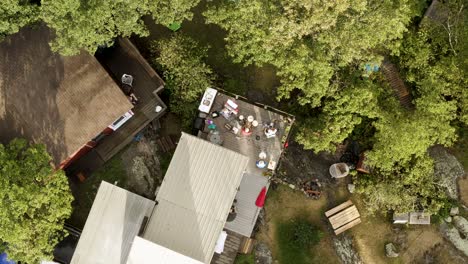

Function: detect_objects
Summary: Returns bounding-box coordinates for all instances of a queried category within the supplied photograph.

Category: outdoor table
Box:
[209,133,222,145]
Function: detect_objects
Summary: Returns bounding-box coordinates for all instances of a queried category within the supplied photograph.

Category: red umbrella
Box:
[255,187,267,207]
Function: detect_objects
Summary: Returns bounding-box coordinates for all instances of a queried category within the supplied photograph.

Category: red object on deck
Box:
[255,187,267,207]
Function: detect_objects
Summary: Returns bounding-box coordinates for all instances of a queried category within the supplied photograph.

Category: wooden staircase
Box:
[381,60,414,110]
[211,230,243,264]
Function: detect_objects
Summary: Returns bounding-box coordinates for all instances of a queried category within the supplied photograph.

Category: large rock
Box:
[453,216,468,236]
[333,234,363,264]
[254,242,272,264]
[128,156,154,195]
[441,216,468,257]
[347,184,355,193]
[121,138,163,198]
[450,207,460,216]
[429,146,465,199]
[385,243,399,258]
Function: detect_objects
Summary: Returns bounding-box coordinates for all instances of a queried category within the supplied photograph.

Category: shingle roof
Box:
[71,181,155,264]
[0,25,133,165]
[143,133,249,264]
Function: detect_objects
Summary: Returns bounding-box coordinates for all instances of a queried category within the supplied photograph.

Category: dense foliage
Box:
[0,139,73,263]
[148,0,201,27]
[204,0,423,106]
[1,0,200,55]
[41,0,150,55]
[205,0,467,214]
[277,218,323,264]
[151,34,214,129]
[0,0,38,40]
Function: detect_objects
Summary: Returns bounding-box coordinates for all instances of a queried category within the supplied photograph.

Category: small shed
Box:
[325,200,361,235]
[393,212,431,225]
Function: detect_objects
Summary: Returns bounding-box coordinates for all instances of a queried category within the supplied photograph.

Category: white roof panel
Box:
[71,181,155,264]
[127,236,203,264]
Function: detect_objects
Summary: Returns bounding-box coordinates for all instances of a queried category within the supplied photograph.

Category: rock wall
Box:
[429,146,465,199]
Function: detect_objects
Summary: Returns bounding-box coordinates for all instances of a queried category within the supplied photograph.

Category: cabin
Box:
[72,134,250,263]
[71,93,294,264]
[0,24,166,172]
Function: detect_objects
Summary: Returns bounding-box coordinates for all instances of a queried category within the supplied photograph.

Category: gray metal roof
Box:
[224,172,269,237]
[71,181,155,264]
[143,133,249,264]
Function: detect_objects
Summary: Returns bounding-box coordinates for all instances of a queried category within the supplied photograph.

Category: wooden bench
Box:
[325,200,353,217]
[334,218,362,235]
[325,200,361,235]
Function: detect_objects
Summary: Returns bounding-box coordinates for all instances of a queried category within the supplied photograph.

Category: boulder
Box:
[445,216,452,223]
[429,146,465,199]
[385,243,399,258]
[453,216,468,236]
[450,207,460,216]
[254,242,272,264]
[333,235,363,264]
[441,219,468,257]
[347,184,355,193]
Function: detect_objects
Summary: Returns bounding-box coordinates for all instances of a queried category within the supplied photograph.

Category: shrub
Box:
[276,218,323,264]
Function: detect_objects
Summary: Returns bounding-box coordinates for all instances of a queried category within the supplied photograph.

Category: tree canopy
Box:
[0,139,73,263]
[0,0,201,55]
[0,0,38,40]
[41,0,150,55]
[151,33,214,128]
[148,0,201,27]
[205,0,466,214]
[204,0,424,106]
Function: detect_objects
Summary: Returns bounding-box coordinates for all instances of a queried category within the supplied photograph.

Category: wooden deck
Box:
[202,92,293,175]
[326,200,361,235]
[95,96,166,161]
[198,91,293,240]
[211,230,243,264]
[93,38,167,162]
[224,173,269,237]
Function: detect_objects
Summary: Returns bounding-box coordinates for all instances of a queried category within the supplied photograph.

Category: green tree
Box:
[0,139,73,263]
[204,0,424,106]
[0,0,39,40]
[355,153,448,214]
[148,0,201,27]
[41,0,150,55]
[206,0,466,214]
[151,34,214,128]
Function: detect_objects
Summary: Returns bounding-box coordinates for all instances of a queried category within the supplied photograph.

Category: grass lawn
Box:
[68,153,128,228]
[256,185,341,264]
[276,217,323,264]
[234,253,254,264]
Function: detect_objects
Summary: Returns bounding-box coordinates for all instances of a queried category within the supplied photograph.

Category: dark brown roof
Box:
[0,25,133,165]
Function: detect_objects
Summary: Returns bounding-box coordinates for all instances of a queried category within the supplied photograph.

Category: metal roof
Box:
[71,181,155,264]
[143,133,249,264]
[126,236,203,264]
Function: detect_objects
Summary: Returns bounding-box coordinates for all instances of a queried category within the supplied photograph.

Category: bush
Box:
[291,220,323,248]
[151,34,214,130]
[276,218,323,264]
[234,253,254,264]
